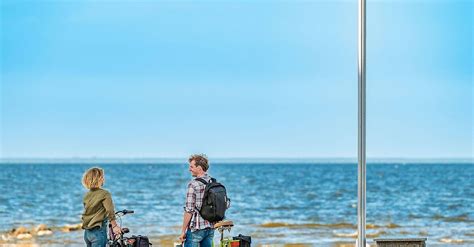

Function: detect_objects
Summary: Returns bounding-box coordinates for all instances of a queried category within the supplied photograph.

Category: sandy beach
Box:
[0,223,372,246]
[2,221,473,246]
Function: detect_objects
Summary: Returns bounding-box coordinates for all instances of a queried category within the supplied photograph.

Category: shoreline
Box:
[2,228,473,246]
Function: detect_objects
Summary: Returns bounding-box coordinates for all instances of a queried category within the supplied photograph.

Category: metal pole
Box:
[357,0,366,246]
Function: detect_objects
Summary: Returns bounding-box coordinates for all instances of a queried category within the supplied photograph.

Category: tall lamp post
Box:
[357,0,367,246]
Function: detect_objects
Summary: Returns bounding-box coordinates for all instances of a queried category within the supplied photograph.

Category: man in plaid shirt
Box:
[179,154,215,247]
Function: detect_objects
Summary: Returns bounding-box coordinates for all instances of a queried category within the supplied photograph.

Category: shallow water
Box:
[1,162,473,246]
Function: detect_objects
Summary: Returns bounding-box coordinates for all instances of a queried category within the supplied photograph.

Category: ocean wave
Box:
[366,223,399,229]
[418,231,429,236]
[332,231,357,238]
[440,238,465,244]
[432,213,473,222]
[332,230,386,238]
[259,222,399,230]
[259,222,355,229]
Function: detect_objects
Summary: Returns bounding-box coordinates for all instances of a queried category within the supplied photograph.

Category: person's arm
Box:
[103,192,121,236]
[178,183,196,243]
[110,219,119,231]
[178,212,193,242]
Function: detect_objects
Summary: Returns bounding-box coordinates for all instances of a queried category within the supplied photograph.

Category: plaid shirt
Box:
[184,174,214,231]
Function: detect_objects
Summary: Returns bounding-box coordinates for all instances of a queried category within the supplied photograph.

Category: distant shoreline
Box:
[0,157,472,164]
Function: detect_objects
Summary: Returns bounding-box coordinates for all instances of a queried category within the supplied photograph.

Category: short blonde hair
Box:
[82,167,105,189]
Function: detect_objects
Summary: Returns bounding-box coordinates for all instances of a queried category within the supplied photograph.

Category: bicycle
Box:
[108,209,151,247]
[214,220,238,247]
[175,220,238,247]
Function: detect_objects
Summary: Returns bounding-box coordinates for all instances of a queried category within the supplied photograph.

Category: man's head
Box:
[188,154,209,177]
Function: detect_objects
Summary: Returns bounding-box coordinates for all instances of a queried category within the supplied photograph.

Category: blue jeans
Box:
[84,220,108,247]
[184,228,214,247]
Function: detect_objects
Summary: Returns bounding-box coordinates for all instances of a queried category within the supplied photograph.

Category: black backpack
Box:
[196,177,229,222]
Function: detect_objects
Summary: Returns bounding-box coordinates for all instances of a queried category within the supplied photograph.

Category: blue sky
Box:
[1,0,472,159]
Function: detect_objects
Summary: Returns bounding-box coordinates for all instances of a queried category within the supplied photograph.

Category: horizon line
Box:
[0,157,472,164]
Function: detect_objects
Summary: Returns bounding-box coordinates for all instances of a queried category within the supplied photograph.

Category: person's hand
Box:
[112,225,122,238]
[178,232,186,243]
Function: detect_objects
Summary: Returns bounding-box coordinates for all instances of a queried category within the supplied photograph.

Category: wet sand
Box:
[0,240,372,247]
[2,223,473,246]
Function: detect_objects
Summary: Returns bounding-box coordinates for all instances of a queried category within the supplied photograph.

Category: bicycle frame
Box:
[107,209,135,247]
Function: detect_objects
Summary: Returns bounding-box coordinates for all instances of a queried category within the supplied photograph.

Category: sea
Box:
[0,161,473,246]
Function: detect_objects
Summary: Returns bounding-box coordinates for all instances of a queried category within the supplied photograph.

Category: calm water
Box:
[1,162,473,246]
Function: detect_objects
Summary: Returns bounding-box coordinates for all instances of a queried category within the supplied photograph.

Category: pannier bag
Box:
[233,234,251,247]
[131,235,152,247]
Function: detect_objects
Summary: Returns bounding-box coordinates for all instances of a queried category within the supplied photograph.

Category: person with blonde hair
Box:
[81,167,121,247]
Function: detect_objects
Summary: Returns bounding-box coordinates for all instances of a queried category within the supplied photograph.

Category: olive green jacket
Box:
[81,188,116,229]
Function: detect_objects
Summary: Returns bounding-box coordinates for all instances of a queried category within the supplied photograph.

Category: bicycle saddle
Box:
[214,220,234,228]
[121,228,130,233]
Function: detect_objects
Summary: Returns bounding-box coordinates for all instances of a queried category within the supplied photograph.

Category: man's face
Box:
[189,160,202,177]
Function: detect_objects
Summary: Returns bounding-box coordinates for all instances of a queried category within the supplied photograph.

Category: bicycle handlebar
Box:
[115,209,134,215]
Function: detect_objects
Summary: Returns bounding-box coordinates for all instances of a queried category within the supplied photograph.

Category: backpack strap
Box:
[196,178,208,185]
[194,177,214,212]
[196,177,215,184]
